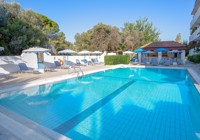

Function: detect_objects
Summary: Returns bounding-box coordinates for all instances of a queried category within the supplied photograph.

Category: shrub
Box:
[188,54,200,63]
[104,55,130,65]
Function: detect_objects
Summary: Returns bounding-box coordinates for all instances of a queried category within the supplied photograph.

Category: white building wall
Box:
[190,0,200,55]
[21,53,37,69]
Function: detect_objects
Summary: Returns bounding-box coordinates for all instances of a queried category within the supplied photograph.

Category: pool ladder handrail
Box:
[74,66,84,77]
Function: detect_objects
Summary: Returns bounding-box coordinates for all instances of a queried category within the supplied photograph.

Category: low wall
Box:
[0,56,23,74]
[0,53,105,74]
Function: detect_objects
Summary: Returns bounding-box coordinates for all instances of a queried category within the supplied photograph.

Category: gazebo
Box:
[22,47,50,73]
[141,41,187,64]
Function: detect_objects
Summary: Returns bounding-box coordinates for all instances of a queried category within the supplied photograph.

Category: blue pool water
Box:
[0,68,200,140]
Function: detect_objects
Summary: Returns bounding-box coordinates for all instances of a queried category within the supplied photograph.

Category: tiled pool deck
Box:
[0,62,200,139]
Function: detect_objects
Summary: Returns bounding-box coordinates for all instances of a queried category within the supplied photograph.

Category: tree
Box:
[107,26,120,51]
[0,1,70,55]
[91,23,111,51]
[121,18,160,50]
[121,23,144,50]
[74,23,121,52]
[134,17,160,43]
[175,33,182,43]
[74,31,92,51]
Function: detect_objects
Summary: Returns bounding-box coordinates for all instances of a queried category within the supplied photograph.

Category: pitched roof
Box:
[142,41,186,50]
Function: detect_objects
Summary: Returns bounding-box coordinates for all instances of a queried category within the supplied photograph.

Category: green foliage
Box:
[104,55,130,65]
[188,54,200,63]
[1,1,161,55]
[74,31,92,51]
[74,18,160,52]
[0,1,71,55]
[74,23,120,52]
[121,17,160,50]
[38,14,59,34]
[134,17,160,43]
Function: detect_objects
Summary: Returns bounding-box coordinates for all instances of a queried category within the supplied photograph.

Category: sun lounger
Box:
[54,61,62,68]
[0,73,10,79]
[54,61,70,69]
[159,58,165,65]
[85,58,93,65]
[150,58,158,66]
[177,59,183,65]
[76,59,87,66]
[130,58,138,65]
[92,58,102,64]
[163,60,171,66]
[141,58,147,65]
[18,63,34,73]
[44,63,55,72]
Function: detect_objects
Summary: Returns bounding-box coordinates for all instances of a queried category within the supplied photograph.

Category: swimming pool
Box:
[0,68,200,139]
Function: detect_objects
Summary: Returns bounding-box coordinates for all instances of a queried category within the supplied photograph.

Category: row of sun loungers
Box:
[75,58,102,66]
[0,58,102,77]
[131,58,184,66]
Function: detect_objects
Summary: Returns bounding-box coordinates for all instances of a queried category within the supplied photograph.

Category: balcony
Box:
[191,6,200,28]
[190,26,200,42]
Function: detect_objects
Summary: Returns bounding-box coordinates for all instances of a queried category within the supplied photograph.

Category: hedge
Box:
[104,55,130,65]
[188,54,200,63]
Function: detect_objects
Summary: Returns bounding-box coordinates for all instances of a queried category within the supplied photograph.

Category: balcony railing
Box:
[191,6,200,28]
[190,26,200,42]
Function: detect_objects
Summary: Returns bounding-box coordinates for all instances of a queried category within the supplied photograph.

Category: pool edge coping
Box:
[1,64,200,140]
[0,65,188,94]
[0,105,71,140]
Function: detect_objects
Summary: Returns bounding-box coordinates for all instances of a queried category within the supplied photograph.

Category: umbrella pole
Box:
[37,52,39,70]
[67,55,69,65]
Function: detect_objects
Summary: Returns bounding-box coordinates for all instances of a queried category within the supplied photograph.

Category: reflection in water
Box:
[27,100,49,106]
[91,76,103,80]
[77,77,94,85]
[129,74,134,78]
[0,84,53,99]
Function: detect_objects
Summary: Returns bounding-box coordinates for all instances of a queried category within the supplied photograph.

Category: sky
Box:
[11,0,194,43]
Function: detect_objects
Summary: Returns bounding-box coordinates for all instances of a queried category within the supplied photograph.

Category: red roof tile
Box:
[142,41,186,51]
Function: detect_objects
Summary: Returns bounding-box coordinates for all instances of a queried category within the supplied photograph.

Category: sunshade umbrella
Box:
[154,48,168,63]
[92,51,102,59]
[0,47,4,51]
[155,48,169,52]
[143,51,155,61]
[58,49,77,65]
[133,48,146,53]
[22,47,50,70]
[58,49,77,64]
[58,49,77,55]
[92,51,102,54]
[78,50,92,59]
[133,48,146,63]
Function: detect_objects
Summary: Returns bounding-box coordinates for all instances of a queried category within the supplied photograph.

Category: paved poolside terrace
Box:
[0,62,200,139]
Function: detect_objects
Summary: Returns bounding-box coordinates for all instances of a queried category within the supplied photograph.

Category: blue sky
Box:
[13,0,194,43]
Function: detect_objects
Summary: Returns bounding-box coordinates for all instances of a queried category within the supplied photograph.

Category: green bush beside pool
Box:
[104,55,130,65]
